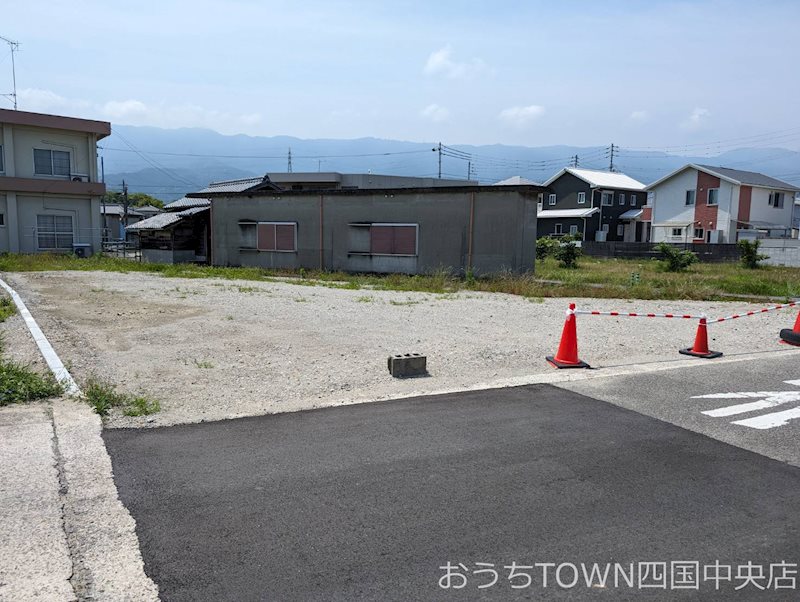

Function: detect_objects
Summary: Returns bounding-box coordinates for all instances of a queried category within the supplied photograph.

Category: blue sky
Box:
[3,0,800,148]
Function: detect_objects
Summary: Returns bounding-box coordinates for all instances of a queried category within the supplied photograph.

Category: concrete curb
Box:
[0,276,80,395]
[52,398,159,600]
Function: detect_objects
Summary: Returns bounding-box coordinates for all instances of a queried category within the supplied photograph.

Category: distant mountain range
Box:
[101,125,800,202]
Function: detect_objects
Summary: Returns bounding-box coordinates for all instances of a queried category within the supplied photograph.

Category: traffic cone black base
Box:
[546,356,590,369]
[679,348,723,359]
[779,328,800,347]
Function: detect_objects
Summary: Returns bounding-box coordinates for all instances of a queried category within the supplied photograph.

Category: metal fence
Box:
[581,242,742,263]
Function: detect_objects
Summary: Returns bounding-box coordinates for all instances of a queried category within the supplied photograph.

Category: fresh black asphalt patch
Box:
[104,384,800,601]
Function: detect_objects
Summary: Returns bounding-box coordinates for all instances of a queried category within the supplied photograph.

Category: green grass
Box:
[0,348,64,406]
[82,377,161,417]
[0,306,64,405]
[0,297,15,322]
[1,252,799,302]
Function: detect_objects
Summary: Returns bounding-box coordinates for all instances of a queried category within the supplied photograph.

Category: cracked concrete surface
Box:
[0,403,75,601]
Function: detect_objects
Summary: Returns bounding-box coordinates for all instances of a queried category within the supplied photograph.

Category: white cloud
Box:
[681,107,711,130]
[420,103,449,123]
[102,99,149,120]
[423,45,486,79]
[15,88,263,134]
[17,88,91,113]
[629,110,649,122]
[498,105,545,127]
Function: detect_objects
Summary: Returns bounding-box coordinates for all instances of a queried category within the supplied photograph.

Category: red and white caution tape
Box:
[712,301,798,324]
[573,309,704,320]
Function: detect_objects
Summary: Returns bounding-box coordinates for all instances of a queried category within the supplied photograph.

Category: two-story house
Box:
[538,167,648,241]
[648,164,800,244]
[0,108,110,254]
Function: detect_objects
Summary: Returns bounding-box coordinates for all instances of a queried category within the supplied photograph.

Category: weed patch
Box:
[0,297,15,322]
[82,377,161,417]
[0,361,63,405]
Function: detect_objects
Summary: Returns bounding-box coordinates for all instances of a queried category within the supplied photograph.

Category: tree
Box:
[737,239,768,269]
[655,242,698,272]
[554,237,581,269]
[101,191,164,209]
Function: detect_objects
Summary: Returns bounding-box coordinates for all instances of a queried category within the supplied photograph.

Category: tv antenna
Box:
[0,35,20,110]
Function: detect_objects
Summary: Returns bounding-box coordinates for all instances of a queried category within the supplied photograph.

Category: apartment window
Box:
[630,194,637,206]
[694,228,704,239]
[707,188,719,206]
[577,192,586,204]
[616,224,624,237]
[370,224,417,255]
[37,215,74,250]
[33,149,71,177]
[257,222,297,252]
[685,190,696,206]
[619,193,625,205]
[554,223,563,235]
[769,192,785,209]
[672,227,683,237]
[0,213,4,226]
[569,225,579,236]
[0,144,4,173]
[601,192,613,206]
[548,194,556,206]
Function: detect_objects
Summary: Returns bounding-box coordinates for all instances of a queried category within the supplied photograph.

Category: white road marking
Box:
[733,407,800,430]
[701,392,800,417]
[693,380,800,429]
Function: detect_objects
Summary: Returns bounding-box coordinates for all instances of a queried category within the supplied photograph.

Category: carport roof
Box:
[619,209,644,220]
[538,207,600,219]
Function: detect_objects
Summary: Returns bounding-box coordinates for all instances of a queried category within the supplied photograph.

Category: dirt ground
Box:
[3,270,799,428]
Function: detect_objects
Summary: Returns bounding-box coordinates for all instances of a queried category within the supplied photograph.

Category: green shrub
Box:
[737,239,768,269]
[655,242,698,272]
[536,237,560,261]
[554,238,581,269]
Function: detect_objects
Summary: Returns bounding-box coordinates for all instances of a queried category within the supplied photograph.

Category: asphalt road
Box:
[561,353,800,466]
[104,384,800,601]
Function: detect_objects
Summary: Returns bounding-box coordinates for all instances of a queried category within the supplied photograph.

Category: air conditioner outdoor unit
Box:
[70,174,90,182]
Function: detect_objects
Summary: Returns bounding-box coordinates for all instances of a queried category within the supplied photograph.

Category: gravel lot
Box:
[3,270,798,428]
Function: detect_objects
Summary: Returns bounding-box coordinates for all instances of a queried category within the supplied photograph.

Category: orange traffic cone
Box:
[779,310,800,346]
[547,303,590,369]
[679,317,722,359]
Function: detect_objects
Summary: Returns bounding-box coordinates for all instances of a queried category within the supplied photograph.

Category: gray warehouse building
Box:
[192,179,543,275]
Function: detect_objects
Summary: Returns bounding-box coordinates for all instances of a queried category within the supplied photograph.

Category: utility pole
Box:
[467,161,471,181]
[438,142,442,179]
[287,148,293,173]
[101,156,107,241]
[609,143,616,172]
[571,154,579,168]
[0,36,20,110]
[122,180,129,236]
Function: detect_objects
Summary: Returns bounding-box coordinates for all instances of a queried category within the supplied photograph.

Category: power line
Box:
[99,145,435,160]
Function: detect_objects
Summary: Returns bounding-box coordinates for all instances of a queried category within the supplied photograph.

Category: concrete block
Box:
[388,353,427,378]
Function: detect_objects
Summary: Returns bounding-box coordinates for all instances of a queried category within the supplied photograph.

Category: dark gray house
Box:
[538,168,648,241]
[188,180,545,275]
